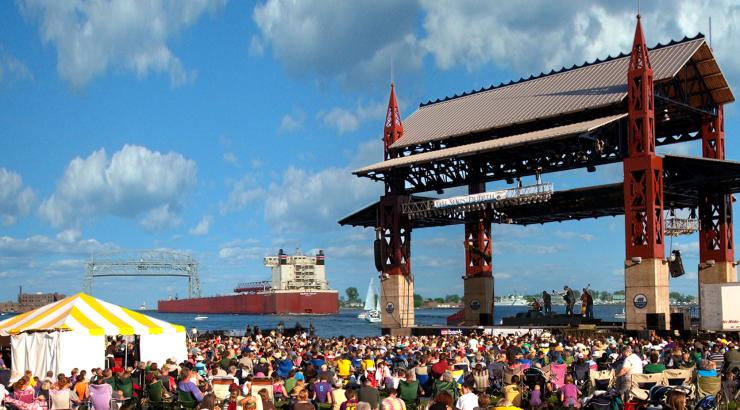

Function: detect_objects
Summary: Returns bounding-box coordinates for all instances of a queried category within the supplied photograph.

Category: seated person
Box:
[643,351,666,374]
[697,360,718,377]
[177,369,204,403]
[502,375,521,408]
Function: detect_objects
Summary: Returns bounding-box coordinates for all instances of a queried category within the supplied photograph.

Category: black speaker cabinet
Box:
[670,312,690,331]
[668,250,686,278]
[646,313,667,330]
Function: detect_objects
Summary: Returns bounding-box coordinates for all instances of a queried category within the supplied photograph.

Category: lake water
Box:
[143,304,626,338]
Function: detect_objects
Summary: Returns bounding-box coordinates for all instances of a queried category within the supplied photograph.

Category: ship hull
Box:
[157,290,339,315]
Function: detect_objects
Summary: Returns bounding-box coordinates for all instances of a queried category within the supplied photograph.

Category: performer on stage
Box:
[542,291,551,315]
[559,286,575,315]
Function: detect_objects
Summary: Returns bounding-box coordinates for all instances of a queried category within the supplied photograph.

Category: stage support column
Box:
[623,15,670,330]
[378,194,413,335]
[699,106,737,285]
[463,182,494,325]
[377,83,414,335]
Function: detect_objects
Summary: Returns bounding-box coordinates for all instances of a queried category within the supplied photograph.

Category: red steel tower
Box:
[623,14,670,330]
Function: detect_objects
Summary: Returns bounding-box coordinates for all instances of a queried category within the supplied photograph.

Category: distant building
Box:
[13,287,65,312]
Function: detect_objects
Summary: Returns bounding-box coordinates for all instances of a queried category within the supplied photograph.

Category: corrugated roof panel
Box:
[355,114,626,175]
[391,38,706,149]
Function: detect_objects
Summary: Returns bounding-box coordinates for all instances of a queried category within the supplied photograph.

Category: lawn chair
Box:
[588,369,614,395]
[89,384,113,410]
[176,390,197,410]
[147,381,174,410]
[662,368,694,400]
[629,373,664,401]
[696,375,721,400]
[211,378,233,401]
[503,364,523,385]
[549,363,567,390]
[49,388,71,410]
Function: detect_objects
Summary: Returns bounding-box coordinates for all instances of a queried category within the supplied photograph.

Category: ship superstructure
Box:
[158,249,338,315]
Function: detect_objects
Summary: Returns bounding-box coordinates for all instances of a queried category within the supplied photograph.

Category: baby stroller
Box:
[583,388,622,410]
[522,366,551,405]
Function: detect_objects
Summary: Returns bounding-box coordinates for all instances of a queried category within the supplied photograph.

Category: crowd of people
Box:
[1,328,739,410]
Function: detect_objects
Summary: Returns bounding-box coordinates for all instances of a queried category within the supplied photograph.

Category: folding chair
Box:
[211,378,233,401]
[696,375,721,399]
[49,389,71,410]
[588,369,614,395]
[550,363,567,390]
[661,368,694,400]
[503,364,523,385]
[629,373,664,401]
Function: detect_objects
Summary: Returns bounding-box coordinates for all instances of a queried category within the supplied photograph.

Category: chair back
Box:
[503,365,523,385]
[696,375,721,398]
[147,381,164,403]
[177,390,198,410]
[662,368,692,387]
[117,378,133,399]
[629,373,664,401]
[211,378,233,401]
[89,384,112,410]
[589,369,614,394]
[49,388,71,410]
[550,363,567,389]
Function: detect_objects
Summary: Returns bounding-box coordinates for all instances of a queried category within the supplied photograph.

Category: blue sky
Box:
[1,0,739,307]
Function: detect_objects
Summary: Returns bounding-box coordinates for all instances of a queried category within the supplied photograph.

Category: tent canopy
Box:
[0,293,185,336]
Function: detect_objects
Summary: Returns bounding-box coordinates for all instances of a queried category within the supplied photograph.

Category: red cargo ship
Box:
[158,249,339,315]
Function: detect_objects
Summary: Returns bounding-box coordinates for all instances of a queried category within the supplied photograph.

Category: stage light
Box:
[587,165,596,172]
[631,256,642,264]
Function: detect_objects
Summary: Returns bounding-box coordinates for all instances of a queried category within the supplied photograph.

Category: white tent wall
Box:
[11,332,61,377]
[11,331,105,377]
[139,332,187,365]
[58,332,105,375]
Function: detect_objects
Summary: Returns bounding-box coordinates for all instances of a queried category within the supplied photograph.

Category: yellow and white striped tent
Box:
[0,292,185,336]
[0,293,187,377]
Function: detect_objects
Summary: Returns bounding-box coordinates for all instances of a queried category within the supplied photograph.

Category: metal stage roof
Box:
[388,35,732,151]
[339,155,740,228]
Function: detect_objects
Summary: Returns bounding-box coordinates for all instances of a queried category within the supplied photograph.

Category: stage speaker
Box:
[646,313,666,330]
[373,239,384,272]
[670,312,690,331]
[669,250,685,278]
[479,313,493,326]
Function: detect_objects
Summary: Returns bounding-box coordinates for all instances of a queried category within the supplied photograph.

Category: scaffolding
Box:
[83,250,200,298]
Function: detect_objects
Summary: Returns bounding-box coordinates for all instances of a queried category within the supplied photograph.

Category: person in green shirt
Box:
[644,351,666,374]
[284,370,298,395]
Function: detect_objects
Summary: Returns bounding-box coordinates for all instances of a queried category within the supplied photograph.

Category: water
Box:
[142,304,626,338]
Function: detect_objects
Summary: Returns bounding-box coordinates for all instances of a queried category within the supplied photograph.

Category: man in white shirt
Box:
[455,382,478,410]
[616,346,643,402]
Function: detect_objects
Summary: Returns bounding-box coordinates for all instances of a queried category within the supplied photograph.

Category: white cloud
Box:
[220,175,265,215]
[318,101,385,135]
[248,35,264,57]
[554,230,596,242]
[0,45,33,86]
[0,233,116,257]
[0,167,36,226]
[264,165,380,233]
[18,0,225,88]
[218,239,269,261]
[139,203,182,231]
[252,0,424,87]
[189,215,213,236]
[223,152,239,165]
[39,144,197,229]
[278,111,305,133]
[420,1,740,83]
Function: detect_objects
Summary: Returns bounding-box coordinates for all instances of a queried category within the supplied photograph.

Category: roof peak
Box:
[419,33,704,108]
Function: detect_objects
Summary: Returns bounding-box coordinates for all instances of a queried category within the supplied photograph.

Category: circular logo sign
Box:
[470,299,481,310]
[633,294,648,309]
[385,302,395,314]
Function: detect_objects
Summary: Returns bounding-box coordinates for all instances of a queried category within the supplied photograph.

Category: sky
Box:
[1,0,739,307]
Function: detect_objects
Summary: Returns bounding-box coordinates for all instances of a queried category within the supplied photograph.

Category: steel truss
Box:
[83,250,200,298]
